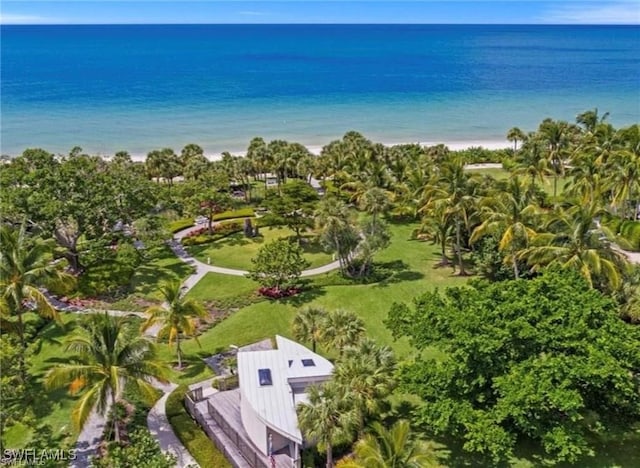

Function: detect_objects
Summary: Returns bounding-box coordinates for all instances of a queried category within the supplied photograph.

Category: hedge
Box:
[211,208,255,221]
[169,219,194,233]
[211,375,239,391]
[165,385,231,468]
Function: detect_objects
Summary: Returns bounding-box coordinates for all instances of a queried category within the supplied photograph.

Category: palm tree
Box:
[419,202,454,267]
[335,339,396,434]
[519,200,629,291]
[512,135,552,192]
[338,420,440,468]
[315,198,356,273]
[45,313,168,443]
[0,225,74,381]
[297,382,358,468]
[605,148,640,219]
[292,306,328,353]
[142,280,207,369]
[359,187,391,233]
[470,177,539,279]
[538,119,575,198]
[506,127,526,152]
[421,157,479,275]
[322,310,365,355]
[576,108,609,134]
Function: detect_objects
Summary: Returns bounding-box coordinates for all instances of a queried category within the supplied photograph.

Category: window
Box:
[258,368,272,386]
[301,359,315,367]
[288,360,293,367]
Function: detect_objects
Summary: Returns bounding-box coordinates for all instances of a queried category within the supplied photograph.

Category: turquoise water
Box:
[2,24,639,156]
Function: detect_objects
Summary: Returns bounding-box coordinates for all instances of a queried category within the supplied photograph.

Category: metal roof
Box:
[237,335,333,443]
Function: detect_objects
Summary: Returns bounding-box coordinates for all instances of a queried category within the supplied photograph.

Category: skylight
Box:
[302,359,315,367]
[258,368,272,386]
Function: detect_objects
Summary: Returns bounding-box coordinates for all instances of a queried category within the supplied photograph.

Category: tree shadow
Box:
[371,260,425,287]
[279,286,327,307]
[171,354,210,380]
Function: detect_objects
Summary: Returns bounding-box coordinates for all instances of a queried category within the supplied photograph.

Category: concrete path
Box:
[171,226,342,282]
[70,405,110,468]
[148,381,199,468]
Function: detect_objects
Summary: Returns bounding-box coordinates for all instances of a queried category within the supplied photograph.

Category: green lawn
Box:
[162,221,466,385]
[187,226,333,270]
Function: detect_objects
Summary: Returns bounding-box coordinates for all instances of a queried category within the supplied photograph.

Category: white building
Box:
[237,335,333,465]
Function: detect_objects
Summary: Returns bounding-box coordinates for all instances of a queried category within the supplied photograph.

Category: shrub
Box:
[91,429,175,468]
[257,286,301,298]
[165,386,230,468]
[211,375,239,391]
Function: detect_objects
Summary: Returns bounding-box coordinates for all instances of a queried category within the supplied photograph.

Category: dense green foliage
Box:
[248,239,310,292]
[91,429,175,468]
[386,269,640,464]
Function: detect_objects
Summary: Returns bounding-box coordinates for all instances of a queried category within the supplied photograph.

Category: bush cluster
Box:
[181,220,244,246]
[211,375,239,390]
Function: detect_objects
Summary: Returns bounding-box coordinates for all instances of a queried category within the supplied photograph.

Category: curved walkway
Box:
[148,381,198,468]
[171,225,342,278]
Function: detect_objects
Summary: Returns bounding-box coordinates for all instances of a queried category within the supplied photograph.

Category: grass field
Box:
[158,221,465,385]
[187,226,333,270]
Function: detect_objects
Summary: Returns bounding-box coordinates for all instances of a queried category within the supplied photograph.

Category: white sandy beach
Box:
[123,139,509,162]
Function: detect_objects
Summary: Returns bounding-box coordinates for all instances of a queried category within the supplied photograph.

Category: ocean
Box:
[1,24,639,157]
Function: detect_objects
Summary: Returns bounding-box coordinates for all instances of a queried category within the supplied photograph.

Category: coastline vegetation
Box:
[1,110,639,466]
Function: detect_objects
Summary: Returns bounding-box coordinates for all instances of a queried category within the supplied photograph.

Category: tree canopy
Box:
[386,269,640,464]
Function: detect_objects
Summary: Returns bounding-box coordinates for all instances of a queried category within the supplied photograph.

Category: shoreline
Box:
[116,139,510,162]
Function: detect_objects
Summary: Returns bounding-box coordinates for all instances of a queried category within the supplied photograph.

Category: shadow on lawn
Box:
[172,353,211,380]
[280,284,327,307]
[373,260,425,288]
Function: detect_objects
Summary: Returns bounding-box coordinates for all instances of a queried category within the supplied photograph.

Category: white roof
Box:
[237,335,333,443]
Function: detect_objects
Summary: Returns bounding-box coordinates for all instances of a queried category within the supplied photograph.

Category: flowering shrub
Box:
[258,286,301,299]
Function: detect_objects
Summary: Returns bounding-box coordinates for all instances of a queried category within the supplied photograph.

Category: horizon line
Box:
[3,22,639,26]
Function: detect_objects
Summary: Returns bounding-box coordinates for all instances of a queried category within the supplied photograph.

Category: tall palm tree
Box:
[292,306,328,353]
[470,177,539,279]
[519,200,629,291]
[0,225,74,381]
[576,108,609,134]
[512,135,552,192]
[419,201,454,267]
[506,127,526,152]
[335,339,396,435]
[321,309,365,355]
[315,198,356,273]
[45,313,168,443]
[359,187,391,233]
[605,148,640,219]
[538,119,575,198]
[421,157,479,275]
[339,420,439,468]
[142,280,207,369]
[297,382,358,468]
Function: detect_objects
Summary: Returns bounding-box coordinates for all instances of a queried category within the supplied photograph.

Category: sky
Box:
[1,0,639,25]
